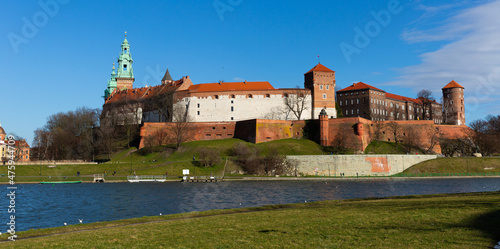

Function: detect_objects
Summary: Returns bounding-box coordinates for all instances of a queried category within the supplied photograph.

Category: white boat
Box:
[127,175,167,183]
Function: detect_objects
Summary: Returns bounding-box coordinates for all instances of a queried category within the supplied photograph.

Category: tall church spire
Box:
[117,31,134,79]
[115,31,135,91]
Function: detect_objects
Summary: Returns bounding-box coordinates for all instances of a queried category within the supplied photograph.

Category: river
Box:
[3,177,499,232]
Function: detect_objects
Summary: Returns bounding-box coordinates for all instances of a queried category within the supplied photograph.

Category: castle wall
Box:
[287,154,438,176]
[178,90,313,122]
[139,119,307,148]
[322,117,470,154]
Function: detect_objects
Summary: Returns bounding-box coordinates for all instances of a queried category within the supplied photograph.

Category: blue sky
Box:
[2,0,500,145]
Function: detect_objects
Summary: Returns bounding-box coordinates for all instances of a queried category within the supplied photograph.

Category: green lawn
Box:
[0,138,324,182]
[404,157,500,174]
[364,141,409,154]
[2,192,500,248]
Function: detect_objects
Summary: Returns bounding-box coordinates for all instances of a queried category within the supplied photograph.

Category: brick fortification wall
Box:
[139,119,305,148]
[324,117,470,153]
[287,155,438,176]
[139,117,470,153]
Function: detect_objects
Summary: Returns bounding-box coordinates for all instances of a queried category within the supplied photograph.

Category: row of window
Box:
[318,85,330,90]
[338,91,366,96]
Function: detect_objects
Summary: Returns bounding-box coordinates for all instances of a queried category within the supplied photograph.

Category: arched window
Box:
[230,95,235,99]
[247,94,253,98]
[265,94,270,98]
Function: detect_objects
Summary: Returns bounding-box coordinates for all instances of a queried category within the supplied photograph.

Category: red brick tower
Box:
[319,109,329,146]
[442,80,465,125]
[304,63,337,119]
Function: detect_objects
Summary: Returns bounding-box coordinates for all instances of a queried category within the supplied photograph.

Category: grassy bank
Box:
[404,157,500,174]
[2,192,499,248]
[0,138,323,182]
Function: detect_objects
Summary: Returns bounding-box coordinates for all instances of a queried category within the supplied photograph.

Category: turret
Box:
[104,63,117,99]
[319,109,329,146]
[442,80,465,125]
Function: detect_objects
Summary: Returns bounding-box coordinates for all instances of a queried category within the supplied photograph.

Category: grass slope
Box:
[0,138,323,182]
[404,157,500,174]
[2,192,500,248]
[364,141,408,154]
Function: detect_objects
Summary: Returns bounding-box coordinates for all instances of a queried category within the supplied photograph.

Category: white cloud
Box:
[386,0,500,120]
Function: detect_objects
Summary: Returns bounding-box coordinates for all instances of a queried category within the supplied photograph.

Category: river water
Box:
[2,178,500,232]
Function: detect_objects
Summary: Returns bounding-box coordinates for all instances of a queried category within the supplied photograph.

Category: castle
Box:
[102,34,468,153]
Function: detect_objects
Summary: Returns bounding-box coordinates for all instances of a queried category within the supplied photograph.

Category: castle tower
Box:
[304,63,337,119]
[116,32,135,91]
[442,80,465,125]
[319,109,329,146]
[103,63,117,99]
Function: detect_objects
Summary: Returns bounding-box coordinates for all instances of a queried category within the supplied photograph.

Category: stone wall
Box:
[287,154,437,177]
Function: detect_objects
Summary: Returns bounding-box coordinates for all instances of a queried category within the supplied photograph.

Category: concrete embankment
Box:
[287,155,437,177]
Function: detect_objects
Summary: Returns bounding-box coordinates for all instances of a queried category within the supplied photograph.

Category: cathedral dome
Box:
[0,123,5,135]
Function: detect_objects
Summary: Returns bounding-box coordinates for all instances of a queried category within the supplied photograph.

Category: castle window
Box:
[231,100,234,104]
[215,95,219,99]
[357,109,360,114]
[323,94,327,99]
[402,106,405,110]
[265,94,270,98]
[230,95,235,99]
[212,127,216,130]
[197,111,200,115]
[339,101,342,106]
[284,93,289,98]
[231,117,234,120]
[320,85,323,90]
[351,110,354,115]
[391,112,393,117]
[345,100,348,105]
[197,104,200,108]
[326,85,329,90]
[340,93,342,96]
[231,107,234,112]
[345,110,348,115]
[362,91,365,94]
[123,64,127,71]
[248,94,253,98]
[350,99,353,104]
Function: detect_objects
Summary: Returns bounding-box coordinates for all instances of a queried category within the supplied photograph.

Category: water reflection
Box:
[3,178,499,232]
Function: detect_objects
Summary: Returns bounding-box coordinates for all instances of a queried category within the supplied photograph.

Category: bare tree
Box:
[391,102,403,120]
[386,121,402,145]
[402,127,420,153]
[168,101,194,149]
[425,126,440,154]
[372,120,384,144]
[284,87,309,120]
[417,89,435,120]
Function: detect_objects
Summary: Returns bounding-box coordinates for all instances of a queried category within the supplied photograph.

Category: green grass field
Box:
[0,138,324,182]
[404,157,500,174]
[2,192,499,248]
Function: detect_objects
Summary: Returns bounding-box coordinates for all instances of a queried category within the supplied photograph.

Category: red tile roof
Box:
[442,80,464,89]
[337,82,384,93]
[305,63,335,74]
[188,81,275,92]
[105,79,184,104]
[386,93,420,104]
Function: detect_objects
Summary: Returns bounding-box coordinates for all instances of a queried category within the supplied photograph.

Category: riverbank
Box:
[2,174,500,184]
[2,191,499,248]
